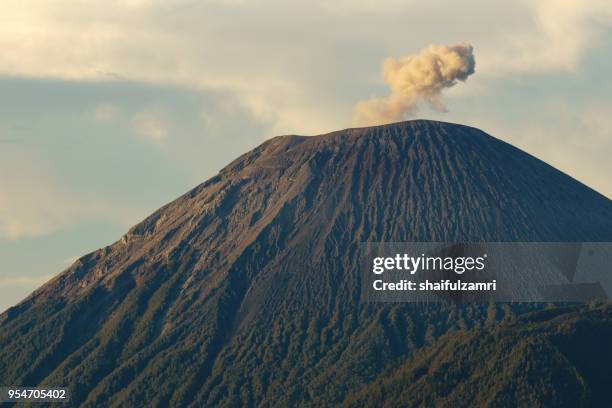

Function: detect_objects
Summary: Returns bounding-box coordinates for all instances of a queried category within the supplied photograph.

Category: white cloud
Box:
[131,109,169,146]
[479,0,612,75]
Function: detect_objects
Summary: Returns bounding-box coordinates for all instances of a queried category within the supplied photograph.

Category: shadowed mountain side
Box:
[1,120,611,407]
[343,304,612,408]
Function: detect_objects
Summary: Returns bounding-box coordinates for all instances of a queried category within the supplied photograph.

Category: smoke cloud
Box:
[353,43,476,126]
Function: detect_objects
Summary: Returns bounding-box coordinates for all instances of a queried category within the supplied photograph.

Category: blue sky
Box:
[1,0,611,311]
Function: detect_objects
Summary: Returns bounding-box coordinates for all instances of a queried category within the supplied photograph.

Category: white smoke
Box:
[353,43,476,126]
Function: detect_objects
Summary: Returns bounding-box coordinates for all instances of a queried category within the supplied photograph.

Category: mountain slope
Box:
[343,303,612,408]
[1,120,611,407]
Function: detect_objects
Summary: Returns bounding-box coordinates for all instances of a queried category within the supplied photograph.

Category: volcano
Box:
[1,120,611,407]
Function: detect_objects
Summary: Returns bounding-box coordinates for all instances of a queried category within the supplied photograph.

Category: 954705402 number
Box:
[1,387,69,402]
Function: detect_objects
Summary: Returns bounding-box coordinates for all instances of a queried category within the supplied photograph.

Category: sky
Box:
[1,0,611,311]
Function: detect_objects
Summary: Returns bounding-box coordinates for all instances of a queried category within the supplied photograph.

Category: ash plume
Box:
[353,43,475,126]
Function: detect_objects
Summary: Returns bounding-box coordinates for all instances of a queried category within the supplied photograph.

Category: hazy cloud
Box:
[0,149,78,240]
[131,110,168,146]
[94,102,118,122]
[0,146,145,240]
[353,43,475,126]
